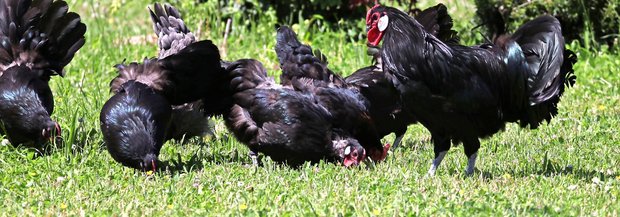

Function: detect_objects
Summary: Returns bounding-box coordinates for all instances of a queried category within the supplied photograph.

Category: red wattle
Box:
[367,27,384,46]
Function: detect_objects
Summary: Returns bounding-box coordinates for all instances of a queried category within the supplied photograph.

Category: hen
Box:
[0,0,86,148]
[366,5,577,175]
[275,26,390,162]
[100,40,225,172]
[224,59,367,167]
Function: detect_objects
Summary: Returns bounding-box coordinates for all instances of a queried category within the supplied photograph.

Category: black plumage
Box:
[101,40,225,171]
[224,59,368,167]
[366,5,576,175]
[0,0,85,148]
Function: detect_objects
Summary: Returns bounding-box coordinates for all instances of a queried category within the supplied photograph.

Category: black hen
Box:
[366,5,576,175]
[100,40,225,171]
[224,59,368,167]
[149,3,212,140]
[0,0,86,148]
[275,26,391,162]
[100,79,171,171]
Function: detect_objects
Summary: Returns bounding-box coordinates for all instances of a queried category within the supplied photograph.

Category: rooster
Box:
[223,59,367,167]
[100,40,225,172]
[0,0,86,149]
[348,3,459,149]
[149,3,212,141]
[274,4,459,150]
[366,5,576,175]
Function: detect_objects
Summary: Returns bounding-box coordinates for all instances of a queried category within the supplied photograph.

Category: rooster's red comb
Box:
[366,4,382,21]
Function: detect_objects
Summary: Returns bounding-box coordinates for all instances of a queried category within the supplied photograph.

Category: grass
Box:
[0,0,618,215]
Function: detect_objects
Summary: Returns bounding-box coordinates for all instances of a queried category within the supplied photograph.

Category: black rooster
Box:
[149,3,212,140]
[0,0,86,148]
[100,40,225,172]
[273,4,459,151]
[223,59,368,167]
[347,3,459,149]
[366,5,577,175]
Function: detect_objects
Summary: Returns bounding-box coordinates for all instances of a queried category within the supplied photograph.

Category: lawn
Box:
[0,0,618,215]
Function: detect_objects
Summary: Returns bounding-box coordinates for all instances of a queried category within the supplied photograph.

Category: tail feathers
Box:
[522,49,577,128]
[275,26,346,87]
[415,3,459,44]
[149,3,195,58]
[0,0,86,76]
[510,15,567,105]
[504,15,577,128]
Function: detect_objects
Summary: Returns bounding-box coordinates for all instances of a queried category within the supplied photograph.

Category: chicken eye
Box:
[352,151,358,158]
[372,13,379,21]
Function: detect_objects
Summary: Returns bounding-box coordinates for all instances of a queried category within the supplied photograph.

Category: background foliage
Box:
[474,0,620,50]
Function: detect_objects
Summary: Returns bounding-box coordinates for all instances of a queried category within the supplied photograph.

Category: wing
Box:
[0,0,86,76]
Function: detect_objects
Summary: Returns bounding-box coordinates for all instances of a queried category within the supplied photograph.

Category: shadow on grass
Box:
[478,160,618,182]
[159,138,253,174]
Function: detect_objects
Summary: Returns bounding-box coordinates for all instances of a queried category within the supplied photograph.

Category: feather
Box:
[149,3,195,58]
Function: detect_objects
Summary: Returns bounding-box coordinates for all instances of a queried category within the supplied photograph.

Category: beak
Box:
[54,122,62,137]
[151,159,156,173]
[366,25,370,33]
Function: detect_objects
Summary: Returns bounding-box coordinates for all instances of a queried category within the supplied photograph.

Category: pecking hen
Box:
[100,40,226,172]
[275,26,390,162]
[0,0,86,149]
[223,59,368,167]
[366,5,577,175]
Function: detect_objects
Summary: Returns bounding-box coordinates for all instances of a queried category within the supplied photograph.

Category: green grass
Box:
[0,0,618,215]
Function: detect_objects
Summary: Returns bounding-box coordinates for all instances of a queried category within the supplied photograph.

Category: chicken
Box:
[347,3,459,149]
[366,5,577,175]
[275,26,390,162]
[100,40,225,172]
[274,4,458,151]
[101,78,171,171]
[149,3,212,141]
[0,0,86,149]
[223,59,367,167]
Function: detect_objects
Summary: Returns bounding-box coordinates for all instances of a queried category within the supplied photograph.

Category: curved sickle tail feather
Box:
[507,15,577,128]
[0,0,86,75]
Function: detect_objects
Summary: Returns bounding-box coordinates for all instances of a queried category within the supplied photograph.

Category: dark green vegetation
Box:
[0,0,617,215]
